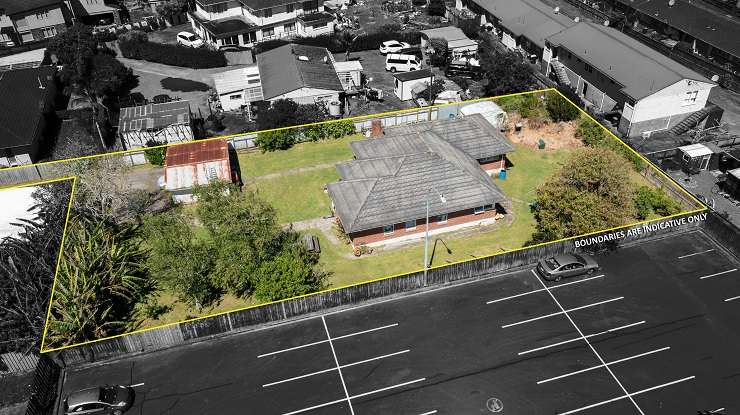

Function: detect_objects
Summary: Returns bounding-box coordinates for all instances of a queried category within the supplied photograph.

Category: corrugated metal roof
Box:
[257,44,343,100]
[547,22,713,101]
[213,65,260,95]
[420,26,477,47]
[165,139,229,167]
[118,101,191,133]
[333,60,363,72]
[500,1,575,49]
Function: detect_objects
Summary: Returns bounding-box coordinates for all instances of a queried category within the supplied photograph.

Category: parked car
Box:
[176,31,204,48]
[63,385,133,415]
[535,254,599,281]
[385,53,422,72]
[445,60,483,79]
[380,40,411,55]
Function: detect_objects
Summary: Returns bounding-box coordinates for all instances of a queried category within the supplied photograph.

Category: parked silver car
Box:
[63,385,133,415]
[535,254,599,281]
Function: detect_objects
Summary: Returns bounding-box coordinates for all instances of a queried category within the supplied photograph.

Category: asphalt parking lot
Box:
[58,230,739,414]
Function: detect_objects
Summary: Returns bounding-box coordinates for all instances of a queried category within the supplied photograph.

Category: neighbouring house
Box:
[187,0,336,48]
[0,47,48,71]
[68,0,121,26]
[393,69,434,101]
[257,43,344,105]
[327,120,514,248]
[420,26,478,59]
[164,139,236,203]
[0,0,73,45]
[544,22,716,138]
[213,64,263,111]
[118,100,194,165]
[0,66,56,166]
[676,143,715,174]
[333,60,363,93]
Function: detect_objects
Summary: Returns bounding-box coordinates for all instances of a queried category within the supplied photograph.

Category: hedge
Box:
[253,31,422,54]
[118,40,227,69]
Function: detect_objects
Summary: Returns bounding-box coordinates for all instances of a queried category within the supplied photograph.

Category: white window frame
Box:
[230,94,242,100]
[473,206,485,215]
[383,224,395,235]
[405,220,416,231]
[437,214,448,224]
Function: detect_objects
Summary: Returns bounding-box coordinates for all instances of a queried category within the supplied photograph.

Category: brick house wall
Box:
[349,207,499,247]
[478,156,505,173]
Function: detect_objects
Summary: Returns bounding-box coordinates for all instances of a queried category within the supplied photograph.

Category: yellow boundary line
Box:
[0,89,704,353]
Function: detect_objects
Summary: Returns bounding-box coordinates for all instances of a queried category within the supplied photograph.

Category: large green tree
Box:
[531,147,638,242]
[479,35,538,96]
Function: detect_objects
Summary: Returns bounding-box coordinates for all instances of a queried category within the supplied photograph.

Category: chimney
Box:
[553,6,560,14]
[371,120,383,137]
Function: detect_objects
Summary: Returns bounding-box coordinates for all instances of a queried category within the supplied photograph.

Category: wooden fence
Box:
[50,211,705,367]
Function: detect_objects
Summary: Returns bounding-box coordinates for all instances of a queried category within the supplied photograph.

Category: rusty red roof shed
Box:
[165,140,229,168]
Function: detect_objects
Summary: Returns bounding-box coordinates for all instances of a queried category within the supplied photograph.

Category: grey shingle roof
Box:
[257,44,343,100]
[350,113,515,161]
[0,0,62,15]
[547,22,713,101]
[328,128,510,234]
[0,66,55,150]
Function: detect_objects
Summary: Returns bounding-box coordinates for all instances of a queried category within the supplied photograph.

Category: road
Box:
[60,230,740,414]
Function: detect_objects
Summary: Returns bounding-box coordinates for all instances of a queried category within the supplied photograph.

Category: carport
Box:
[420,26,478,59]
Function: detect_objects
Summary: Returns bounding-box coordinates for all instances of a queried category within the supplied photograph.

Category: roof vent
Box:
[298,55,310,61]
[668,0,675,6]
[323,56,328,64]
[553,6,560,14]
[574,16,580,22]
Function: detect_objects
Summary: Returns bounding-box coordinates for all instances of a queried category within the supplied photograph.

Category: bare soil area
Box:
[505,113,583,150]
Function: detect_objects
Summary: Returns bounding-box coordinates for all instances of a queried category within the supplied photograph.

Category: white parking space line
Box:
[280,378,427,415]
[518,321,645,356]
[257,323,399,358]
[699,269,737,280]
[678,249,714,259]
[537,347,670,384]
[501,297,624,329]
[263,349,411,387]
[725,295,740,302]
[531,275,645,415]
[322,316,355,415]
[556,376,695,415]
[710,408,726,413]
[418,411,438,415]
[128,382,145,387]
[487,275,604,304]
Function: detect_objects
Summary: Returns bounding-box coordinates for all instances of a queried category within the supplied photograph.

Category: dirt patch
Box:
[505,113,583,150]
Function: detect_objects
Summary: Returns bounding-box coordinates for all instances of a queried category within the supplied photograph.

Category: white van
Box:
[385,53,422,73]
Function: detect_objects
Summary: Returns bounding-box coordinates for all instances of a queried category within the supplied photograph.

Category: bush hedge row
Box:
[119,40,227,69]
[254,31,422,54]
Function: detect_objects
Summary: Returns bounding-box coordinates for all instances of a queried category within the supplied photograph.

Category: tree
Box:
[479,39,537,96]
[256,130,296,152]
[156,0,187,18]
[427,0,446,16]
[531,147,638,242]
[427,37,449,68]
[416,79,446,103]
[0,181,71,353]
[45,216,150,348]
[144,212,221,311]
[63,156,139,222]
[253,247,327,301]
[545,91,581,122]
[256,99,327,131]
[144,140,167,166]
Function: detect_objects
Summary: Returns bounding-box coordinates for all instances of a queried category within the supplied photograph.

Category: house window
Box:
[287,3,295,13]
[264,7,272,18]
[682,153,691,163]
[243,31,257,43]
[35,10,49,20]
[262,27,274,38]
[230,94,242,100]
[303,0,319,13]
[210,3,227,13]
[383,224,394,234]
[223,35,238,45]
[484,204,494,211]
[244,86,263,101]
[683,90,699,105]
[405,220,416,231]
[284,22,296,32]
[41,26,57,38]
[312,21,327,29]
[474,206,485,215]
[437,214,448,223]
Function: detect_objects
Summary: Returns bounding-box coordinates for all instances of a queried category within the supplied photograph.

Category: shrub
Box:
[256,130,296,152]
[119,39,227,68]
[302,120,356,141]
[634,186,681,219]
[576,118,645,170]
[427,0,446,16]
[118,30,148,43]
[144,140,166,166]
[545,91,581,122]
[451,76,469,91]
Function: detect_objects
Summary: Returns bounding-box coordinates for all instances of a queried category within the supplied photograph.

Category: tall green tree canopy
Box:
[479,36,537,96]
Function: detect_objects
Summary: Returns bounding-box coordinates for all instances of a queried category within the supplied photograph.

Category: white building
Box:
[393,69,434,101]
[188,0,336,48]
[118,101,194,165]
[213,65,263,111]
[333,60,363,92]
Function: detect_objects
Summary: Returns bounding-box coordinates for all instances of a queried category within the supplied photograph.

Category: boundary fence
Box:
[23,355,60,415]
[0,352,39,375]
[47,211,707,367]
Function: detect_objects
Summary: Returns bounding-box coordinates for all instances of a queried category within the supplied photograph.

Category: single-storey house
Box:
[333,60,363,92]
[393,69,434,101]
[118,100,194,165]
[257,43,344,105]
[213,65,263,112]
[0,66,56,167]
[327,116,514,248]
[420,26,478,59]
[164,139,235,203]
[544,22,716,138]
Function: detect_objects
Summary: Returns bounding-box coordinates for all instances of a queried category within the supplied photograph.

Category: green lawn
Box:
[250,167,340,224]
[238,135,360,178]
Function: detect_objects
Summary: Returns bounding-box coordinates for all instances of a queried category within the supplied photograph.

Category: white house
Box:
[544,22,716,138]
[188,0,336,48]
[257,43,344,105]
[212,65,263,111]
[118,101,194,165]
[393,69,434,101]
